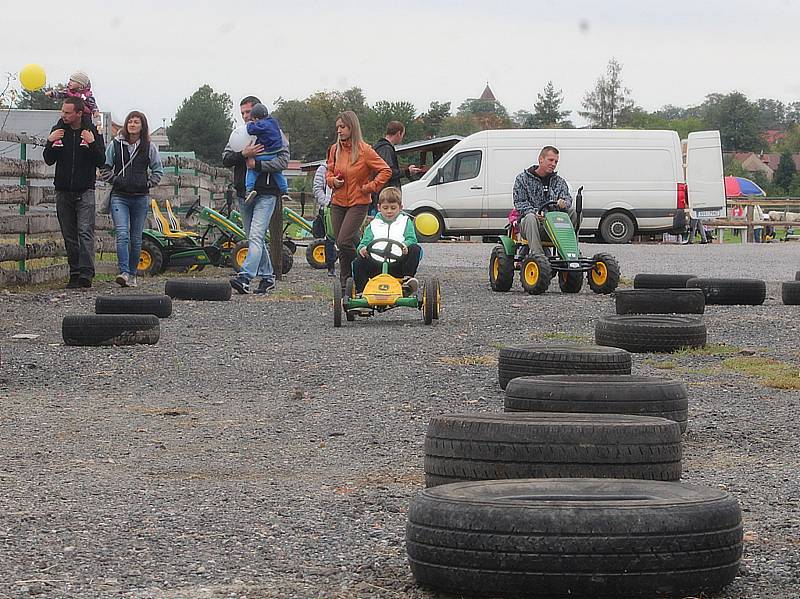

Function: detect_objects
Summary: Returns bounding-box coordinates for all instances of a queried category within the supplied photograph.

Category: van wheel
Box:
[414,210,444,243]
[600,212,635,244]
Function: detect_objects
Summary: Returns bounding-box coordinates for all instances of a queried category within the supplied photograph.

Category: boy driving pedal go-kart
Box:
[332,187,440,327]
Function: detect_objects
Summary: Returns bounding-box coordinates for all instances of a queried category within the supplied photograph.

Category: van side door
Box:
[430,149,485,231]
[686,131,726,219]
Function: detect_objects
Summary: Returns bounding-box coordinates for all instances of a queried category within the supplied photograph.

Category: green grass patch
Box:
[617,276,633,288]
[642,358,678,370]
[439,354,497,366]
[541,332,593,343]
[722,355,800,390]
[672,343,739,357]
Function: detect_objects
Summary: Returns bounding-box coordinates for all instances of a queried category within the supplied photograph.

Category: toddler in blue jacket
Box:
[245,103,289,202]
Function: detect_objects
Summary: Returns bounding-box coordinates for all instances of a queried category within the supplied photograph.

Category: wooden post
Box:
[745,204,754,243]
[270,194,283,280]
[18,140,27,273]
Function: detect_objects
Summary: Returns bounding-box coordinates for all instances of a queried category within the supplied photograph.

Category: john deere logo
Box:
[379,284,390,291]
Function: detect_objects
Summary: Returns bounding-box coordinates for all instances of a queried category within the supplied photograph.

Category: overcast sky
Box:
[3,0,799,129]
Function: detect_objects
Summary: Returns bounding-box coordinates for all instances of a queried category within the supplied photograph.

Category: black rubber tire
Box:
[344,278,356,321]
[504,374,689,433]
[333,279,343,328]
[164,279,232,301]
[596,314,706,353]
[280,244,294,275]
[306,239,327,269]
[95,294,173,318]
[686,277,766,306]
[558,270,583,293]
[615,288,705,315]
[422,277,439,325]
[407,478,742,598]
[489,245,514,292]
[633,273,698,289]
[62,314,160,346]
[587,252,621,294]
[795,270,800,281]
[137,238,165,276]
[520,253,552,295]
[599,211,635,244]
[782,281,800,305]
[424,412,682,487]
[498,344,631,390]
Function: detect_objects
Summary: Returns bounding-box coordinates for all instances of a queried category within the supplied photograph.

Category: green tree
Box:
[419,101,451,138]
[439,113,483,137]
[167,84,233,165]
[15,89,61,110]
[457,95,512,129]
[775,123,800,154]
[774,152,797,192]
[364,100,420,144]
[699,92,764,152]
[527,81,572,128]
[724,158,748,178]
[579,58,636,128]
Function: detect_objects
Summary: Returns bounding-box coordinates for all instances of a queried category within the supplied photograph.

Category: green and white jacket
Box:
[358,212,418,252]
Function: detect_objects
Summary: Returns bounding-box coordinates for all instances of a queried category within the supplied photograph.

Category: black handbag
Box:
[311,209,326,239]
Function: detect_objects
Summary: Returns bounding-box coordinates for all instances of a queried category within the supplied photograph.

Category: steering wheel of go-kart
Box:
[536,200,561,215]
[365,238,405,264]
[185,198,202,220]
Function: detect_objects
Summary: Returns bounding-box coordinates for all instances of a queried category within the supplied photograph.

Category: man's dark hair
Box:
[63,96,85,114]
[386,121,405,136]
[240,95,261,107]
[539,145,559,157]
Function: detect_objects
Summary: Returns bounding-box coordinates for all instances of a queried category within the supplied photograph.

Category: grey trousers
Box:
[56,190,96,278]
[519,206,578,254]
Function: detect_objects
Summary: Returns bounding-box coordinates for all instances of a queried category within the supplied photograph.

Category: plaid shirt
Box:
[512,167,572,218]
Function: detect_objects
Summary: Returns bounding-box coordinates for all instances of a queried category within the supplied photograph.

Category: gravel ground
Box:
[1,240,799,599]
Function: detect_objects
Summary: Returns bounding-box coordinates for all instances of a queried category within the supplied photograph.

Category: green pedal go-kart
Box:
[489,188,620,295]
[137,199,295,276]
[332,238,441,327]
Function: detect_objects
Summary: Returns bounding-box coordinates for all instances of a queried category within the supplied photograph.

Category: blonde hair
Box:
[335,111,364,165]
[378,187,402,205]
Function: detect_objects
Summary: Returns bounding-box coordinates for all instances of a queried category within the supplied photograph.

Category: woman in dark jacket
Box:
[103,111,164,287]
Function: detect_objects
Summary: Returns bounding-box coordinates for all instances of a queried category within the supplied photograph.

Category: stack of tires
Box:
[61,279,231,347]
[406,343,743,598]
[594,273,768,353]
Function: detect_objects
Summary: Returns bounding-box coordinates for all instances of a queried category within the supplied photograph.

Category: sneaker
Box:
[281,193,292,203]
[327,267,336,277]
[254,278,276,294]
[78,277,92,288]
[244,190,257,204]
[128,274,138,287]
[115,272,129,287]
[230,274,251,294]
[514,245,529,261]
[66,275,81,289]
[402,277,419,294]
[52,139,64,148]
[80,139,89,147]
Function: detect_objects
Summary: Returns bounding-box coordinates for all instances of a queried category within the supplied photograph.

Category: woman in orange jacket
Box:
[326,111,391,285]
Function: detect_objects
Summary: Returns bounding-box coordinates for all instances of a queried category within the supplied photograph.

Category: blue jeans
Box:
[246,152,288,194]
[111,194,149,275]
[237,194,276,281]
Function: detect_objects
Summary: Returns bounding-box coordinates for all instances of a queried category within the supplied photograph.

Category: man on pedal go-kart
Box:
[354,187,420,294]
[488,145,620,295]
[514,145,577,258]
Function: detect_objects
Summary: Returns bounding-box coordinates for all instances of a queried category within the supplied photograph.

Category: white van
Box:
[402,129,725,243]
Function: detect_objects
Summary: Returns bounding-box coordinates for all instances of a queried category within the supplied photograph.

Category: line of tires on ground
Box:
[407,302,744,596]
[61,279,232,346]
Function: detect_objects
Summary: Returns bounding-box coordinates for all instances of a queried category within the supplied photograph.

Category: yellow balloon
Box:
[19,64,47,91]
[415,212,441,238]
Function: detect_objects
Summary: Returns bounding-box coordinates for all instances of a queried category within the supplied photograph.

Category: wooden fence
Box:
[709,198,800,243]
[0,130,241,286]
